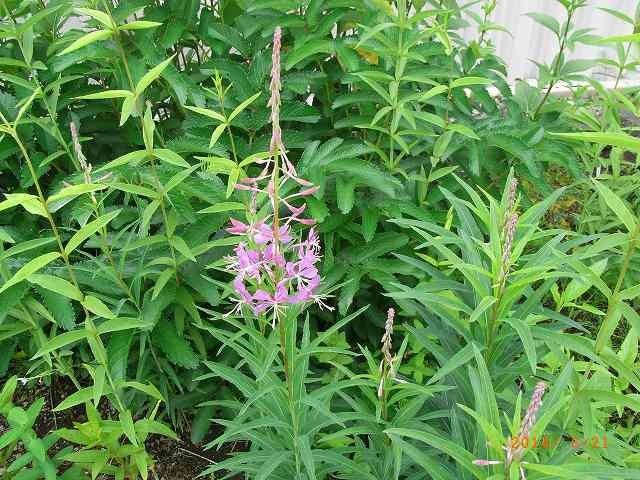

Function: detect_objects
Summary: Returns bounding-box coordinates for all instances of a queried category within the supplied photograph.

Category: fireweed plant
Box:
[1,1,640,479]
[224,29,326,324]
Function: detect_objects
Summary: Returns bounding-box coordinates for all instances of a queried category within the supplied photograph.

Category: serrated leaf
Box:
[152,318,199,369]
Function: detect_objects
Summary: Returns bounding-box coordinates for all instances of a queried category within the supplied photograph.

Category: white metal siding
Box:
[461,0,638,82]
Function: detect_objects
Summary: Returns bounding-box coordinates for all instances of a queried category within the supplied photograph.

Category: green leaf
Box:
[525,12,561,36]
[171,236,196,262]
[185,105,225,123]
[152,268,174,300]
[76,8,113,29]
[228,92,261,123]
[76,90,133,100]
[97,318,151,334]
[209,123,227,147]
[336,177,356,214]
[0,252,60,293]
[198,202,245,214]
[65,210,121,255]
[550,131,640,152]
[59,30,113,56]
[226,167,240,198]
[123,382,165,402]
[525,463,640,479]
[385,428,480,476]
[285,40,334,70]
[55,386,107,411]
[135,55,176,96]
[46,183,106,207]
[120,410,138,446]
[120,94,136,126]
[94,150,148,173]
[0,193,47,217]
[596,33,640,44]
[153,318,199,369]
[33,329,87,359]
[450,77,492,89]
[82,296,116,319]
[119,21,163,31]
[110,183,157,198]
[28,274,83,301]
[153,149,190,168]
[0,376,16,409]
[425,341,475,385]
[504,317,537,373]
[592,180,637,233]
[417,84,448,102]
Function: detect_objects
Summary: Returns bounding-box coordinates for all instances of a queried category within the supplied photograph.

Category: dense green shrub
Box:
[1,0,640,478]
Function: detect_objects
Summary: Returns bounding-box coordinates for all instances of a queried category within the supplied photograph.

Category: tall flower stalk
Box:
[378,307,404,421]
[474,381,547,480]
[225,26,326,325]
[487,177,519,359]
[223,26,328,477]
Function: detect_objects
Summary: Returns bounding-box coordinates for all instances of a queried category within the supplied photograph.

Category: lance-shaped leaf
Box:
[135,55,176,96]
[0,252,61,293]
[65,210,121,255]
[82,295,116,319]
[185,105,225,123]
[0,193,47,217]
[119,21,162,31]
[592,180,637,233]
[228,91,261,123]
[75,90,132,100]
[33,329,88,359]
[28,274,83,301]
[153,149,190,168]
[59,30,113,56]
[76,8,114,29]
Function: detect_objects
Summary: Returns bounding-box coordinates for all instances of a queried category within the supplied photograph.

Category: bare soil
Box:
[0,373,244,479]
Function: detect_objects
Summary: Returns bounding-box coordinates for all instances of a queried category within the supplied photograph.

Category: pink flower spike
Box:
[227,218,248,235]
[254,222,292,244]
[298,185,319,196]
[233,276,253,303]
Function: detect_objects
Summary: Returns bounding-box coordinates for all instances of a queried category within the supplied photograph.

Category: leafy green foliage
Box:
[1,0,639,478]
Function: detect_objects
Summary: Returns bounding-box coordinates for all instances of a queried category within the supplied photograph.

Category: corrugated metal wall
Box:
[461,0,638,82]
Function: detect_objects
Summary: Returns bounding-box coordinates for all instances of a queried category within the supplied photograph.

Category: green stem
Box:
[533,7,575,119]
[278,315,301,476]
[6,122,127,412]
